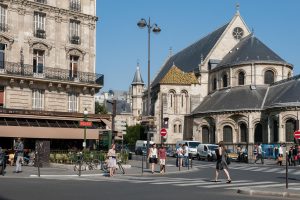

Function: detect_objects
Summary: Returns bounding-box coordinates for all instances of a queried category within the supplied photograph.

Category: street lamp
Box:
[137,17,161,168]
[83,108,88,150]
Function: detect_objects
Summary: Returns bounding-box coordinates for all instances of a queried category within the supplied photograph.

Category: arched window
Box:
[287,72,291,78]
[173,124,177,133]
[212,78,217,90]
[169,90,175,109]
[223,125,233,143]
[178,124,182,133]
[285,119,296,142]
[238,71,245,85]
[254,123,263,143]
[240,123,247,142]
[222,74,228,88]
[264,70,275,84]
[202,126,209,143]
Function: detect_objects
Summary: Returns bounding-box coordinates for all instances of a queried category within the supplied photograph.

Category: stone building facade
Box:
[0,0,105,149]
[138,10,300,146]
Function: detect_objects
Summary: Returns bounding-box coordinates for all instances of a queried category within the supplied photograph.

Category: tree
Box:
[124,124,146,146]
[95,101,107,114]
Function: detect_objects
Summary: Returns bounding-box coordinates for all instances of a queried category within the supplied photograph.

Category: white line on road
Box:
[201,181,276,188]
[175,180,250,187]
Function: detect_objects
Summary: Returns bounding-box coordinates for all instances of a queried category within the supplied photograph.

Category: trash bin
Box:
[128,152,132,160]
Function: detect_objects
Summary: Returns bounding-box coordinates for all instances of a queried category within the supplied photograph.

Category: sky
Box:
[96,0,300,92]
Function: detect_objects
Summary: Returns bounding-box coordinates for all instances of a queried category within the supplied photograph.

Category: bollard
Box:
[286,151,288,189]
[36,151,40,177]
[142,154,144,175]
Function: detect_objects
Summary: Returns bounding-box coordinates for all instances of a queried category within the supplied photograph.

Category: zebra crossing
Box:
[85,175,300,191]
[194,163,300,175]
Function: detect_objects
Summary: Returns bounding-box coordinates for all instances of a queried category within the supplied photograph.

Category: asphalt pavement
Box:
[1,156,300,199]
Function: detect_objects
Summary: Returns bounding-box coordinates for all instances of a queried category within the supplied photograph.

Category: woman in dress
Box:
[148,143,158,174]
[214,141,231,183]
[107,144,117,177]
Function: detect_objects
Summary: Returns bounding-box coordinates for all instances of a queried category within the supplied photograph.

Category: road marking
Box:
[278,169,295,174]
[229,182,300,190]
[251,168,267,171]
[30,174,106,177]
[263,168,281,172]
[202,181,276,188]
[175,180,250,187]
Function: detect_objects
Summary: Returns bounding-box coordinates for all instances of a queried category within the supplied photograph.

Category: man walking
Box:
[254,143,264,164]
[14,138,24,173]
[158,144,167,174]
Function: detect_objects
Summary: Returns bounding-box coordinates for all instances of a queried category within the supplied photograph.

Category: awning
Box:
[0,126,99,139]
[101,118,111,129]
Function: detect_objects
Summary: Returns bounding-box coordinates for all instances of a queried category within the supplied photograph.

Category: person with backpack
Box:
[214,141,231,183]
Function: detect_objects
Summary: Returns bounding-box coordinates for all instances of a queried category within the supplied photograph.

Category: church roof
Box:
[151,23,229,87]
[215,35,291,70]
[132,66,144,85]
[264,75,300,109]
[192,85,268,114]
[160,65,198,85]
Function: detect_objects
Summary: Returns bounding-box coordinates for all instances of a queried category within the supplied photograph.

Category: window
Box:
[68,93,78,112]
[173,124,177,133]
[212,78,217,90]
[222,74,228,87]
[34,12,46,39]
[202,126,209,143]
[70,20,80,44]
[178,124,182,133]
[32,89,44,110]
[287,72,291,78]
[254,123,263,143]
[70,0,81,11]
[238,71,245,85]
[240,123,247,142]
[69,55,79,79]
[223,125,233,143]
[33,50,44,74]
[264,70,275,84]
[0,43,5,69]
[286,119,296,142]
[0,5,7,32]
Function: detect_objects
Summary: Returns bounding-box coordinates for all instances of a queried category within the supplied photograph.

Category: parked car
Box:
[135,146,147,156]
[176,140,201,159]
[226,149,239,161]
[197,144,218,161]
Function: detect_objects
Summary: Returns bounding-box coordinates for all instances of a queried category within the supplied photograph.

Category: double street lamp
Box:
[137,17,161,168]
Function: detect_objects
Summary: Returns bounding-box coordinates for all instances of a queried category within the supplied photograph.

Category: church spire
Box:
[235,3,240,15]
[131,62,144,85]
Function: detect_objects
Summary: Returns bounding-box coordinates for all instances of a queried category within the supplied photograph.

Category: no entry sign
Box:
[294,130,300,139]
[160,128,167,137]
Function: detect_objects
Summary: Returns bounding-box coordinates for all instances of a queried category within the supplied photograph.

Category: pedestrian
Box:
[14,138,24,173]
[176,143,183,168]
[292,145,298,166]
[288,147,292,166]
[254,143,264,164]
[158,144,167,174]
[274,146,279,161]
[148,143,158,174]
[107,143,117,177]
[214,141,231,183]
[183,143,189,167]
[278,144,283,157]
[277,154,283,166]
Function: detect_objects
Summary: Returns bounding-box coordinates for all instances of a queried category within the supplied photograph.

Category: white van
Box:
[135,140,154,155]
[197,144,218,161]
[176,140,201,159]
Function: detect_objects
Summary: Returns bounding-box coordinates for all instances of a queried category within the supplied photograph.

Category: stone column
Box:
[278,113,284,143]
[267,116,271,143]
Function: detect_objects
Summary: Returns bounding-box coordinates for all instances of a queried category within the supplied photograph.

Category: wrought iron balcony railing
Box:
[0,61,104,86]
[70,2,81,11]
[35,29,46,39]
[0,23,8,32]
[70,35,81,45]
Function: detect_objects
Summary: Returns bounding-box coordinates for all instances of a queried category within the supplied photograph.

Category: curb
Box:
[50,163,132,170]
[237,188,300,198]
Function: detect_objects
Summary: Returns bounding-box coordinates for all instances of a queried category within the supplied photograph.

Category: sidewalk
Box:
[238,187,300,198]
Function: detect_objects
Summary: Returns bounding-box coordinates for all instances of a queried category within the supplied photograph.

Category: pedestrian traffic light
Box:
[163,117,169,128]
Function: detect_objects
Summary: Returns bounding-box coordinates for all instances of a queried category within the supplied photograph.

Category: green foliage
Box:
[124,124,145,146]
[95,101,107,114]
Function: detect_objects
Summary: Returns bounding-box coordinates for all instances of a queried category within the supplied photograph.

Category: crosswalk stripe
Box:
[231,166,253,170]
[151,180,204,185]
[175,180,250,187]
[278,169,295,174]
[251,168,267,171]
[264,168,281,172]
[292,170,300,175]
[202,181,276,188]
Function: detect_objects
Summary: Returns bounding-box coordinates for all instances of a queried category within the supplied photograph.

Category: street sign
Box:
[294,130,300,139]
[160,128,167,137]
[79,121,93,127]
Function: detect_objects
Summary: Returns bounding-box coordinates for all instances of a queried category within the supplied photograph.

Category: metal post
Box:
[112,99,116,144]
[142,153,144,175]
[36,150,40,177]
[286,151,288,189]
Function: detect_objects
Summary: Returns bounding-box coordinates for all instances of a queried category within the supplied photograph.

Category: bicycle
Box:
[73,152,101,172]
[100,159,125,175]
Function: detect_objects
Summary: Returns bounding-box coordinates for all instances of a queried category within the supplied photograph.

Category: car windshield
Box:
[208,145,218,150]
[189,142,200,148]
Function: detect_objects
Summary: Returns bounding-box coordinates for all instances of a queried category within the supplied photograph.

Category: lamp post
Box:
[137,17,161,168]
[83,108,88,151]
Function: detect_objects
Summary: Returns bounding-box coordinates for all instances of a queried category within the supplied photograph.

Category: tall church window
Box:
[202,126,209,143]
[173,124,177,133]
[33,50,44,74]
[212,78,217,90]
[285,119,296,142]
[178,124,182,133]
[240,123,247,142]
[222,74,228,88]
[254,123,263,143]
[238,71,245,85]
[264,70,275,84]
[223,125,233,143]
[32,89,44,110]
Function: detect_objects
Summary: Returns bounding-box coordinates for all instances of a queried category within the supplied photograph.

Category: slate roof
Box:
[151,23,229,87]
[264,75,300,109]
[132,66,144,85]
[192,85,268,114]
[215,35,291,70]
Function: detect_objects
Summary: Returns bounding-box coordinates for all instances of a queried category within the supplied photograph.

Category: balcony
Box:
[0,61,104,86]
[70,35,81,45]
[35,29,46,39]
[0,23,8,32]
[70,2,81,12]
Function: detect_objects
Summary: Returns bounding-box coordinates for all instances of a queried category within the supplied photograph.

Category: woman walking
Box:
[148,143,158,174]
[214,141,231,183]
[107,144,117,177]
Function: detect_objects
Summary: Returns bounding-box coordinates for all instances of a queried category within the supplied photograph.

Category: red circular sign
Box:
[160,128,167,137]
[294,130,300,139]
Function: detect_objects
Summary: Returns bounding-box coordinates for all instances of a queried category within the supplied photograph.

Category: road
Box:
[0,159,299,200]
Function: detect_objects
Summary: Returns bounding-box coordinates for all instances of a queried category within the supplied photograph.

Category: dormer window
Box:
[70,0,81,12]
